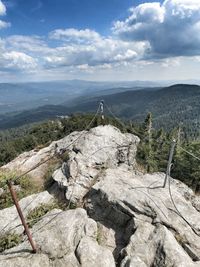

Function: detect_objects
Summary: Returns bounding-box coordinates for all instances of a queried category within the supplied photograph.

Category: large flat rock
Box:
[53,125,140,203]
[85,169,200,267]
[0,191,54,236]
[0,208,115,267]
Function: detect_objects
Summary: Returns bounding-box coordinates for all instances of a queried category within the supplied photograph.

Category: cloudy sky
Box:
[0,0,200,82]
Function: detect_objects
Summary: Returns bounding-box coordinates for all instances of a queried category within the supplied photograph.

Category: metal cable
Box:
[168,174,200,237]
[0,105,101,236]
[178,145,200,162]
[12,104,100,183]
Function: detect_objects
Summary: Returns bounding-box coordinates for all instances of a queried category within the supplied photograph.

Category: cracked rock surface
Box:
[0,208,115,267]
[0,125,200,266]
[53,125,139,203]
[0,191,54,235]
[85,169,200,267]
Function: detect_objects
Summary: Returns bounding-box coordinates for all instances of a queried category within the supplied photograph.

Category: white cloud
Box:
[1,1,200,81]
[0,30,147,75]
[3,51,37,70]
[0,0,6,16]
[0,40,38,72]
[45,28,147,68]
[0,1,11,29]
[49,28,101,43]
[113,0,200,58]
[6,35,51,53]
[161,57,180,68]
[0,19,10,29]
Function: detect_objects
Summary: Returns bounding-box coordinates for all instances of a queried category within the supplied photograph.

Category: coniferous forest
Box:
[0,113,199,194]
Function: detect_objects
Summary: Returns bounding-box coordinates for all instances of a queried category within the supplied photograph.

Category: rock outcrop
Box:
[0,130,90,181]
[85,169,200,266]
[53,125,139,203]
[0,125,200,267]
[0,208,115,267]
[0,191,54,236]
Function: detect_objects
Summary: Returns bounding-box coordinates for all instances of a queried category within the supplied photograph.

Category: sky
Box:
[0,0,200,82]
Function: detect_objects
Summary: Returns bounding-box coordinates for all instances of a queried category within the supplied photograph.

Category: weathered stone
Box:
[0,253,50,267]
[0,208,115,267]
[1,125,200,267]
[85,169,200,266]
[76,236,116,267]
[0,191,54,236]
[53,125,139,203]
[0,130,86,180]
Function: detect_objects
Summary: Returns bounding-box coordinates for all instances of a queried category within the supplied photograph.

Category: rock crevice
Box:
[0,125,200,267]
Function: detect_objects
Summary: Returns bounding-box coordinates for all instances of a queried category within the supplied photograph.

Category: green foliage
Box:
[43,159,63,190]
[68,202,77,210]
[0,171,39,209]
[96,227,102,245]
[135,115,200,193]
[136,113,170,173]
[0,112,200,195]
[0,233,22,252]
[58,151,69,162]
[172,142,200,193]
[0,120,63,166]
[27,202,60,228]
[0,114,126,167]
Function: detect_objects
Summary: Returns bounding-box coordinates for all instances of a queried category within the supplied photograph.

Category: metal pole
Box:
[7,181,37,253]
[163,139,176,188]
[100,100,105,124]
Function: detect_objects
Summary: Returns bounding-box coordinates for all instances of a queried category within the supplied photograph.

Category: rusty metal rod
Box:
[7,181,37,253]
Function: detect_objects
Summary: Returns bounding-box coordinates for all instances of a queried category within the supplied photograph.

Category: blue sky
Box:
[1,0,200,82]
[4,0,136,36]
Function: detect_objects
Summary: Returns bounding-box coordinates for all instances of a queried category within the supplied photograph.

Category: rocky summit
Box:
[0,125,200,267]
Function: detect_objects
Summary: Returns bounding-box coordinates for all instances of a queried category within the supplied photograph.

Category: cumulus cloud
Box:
[0,0,11,29]
[0,30,147,74]
[49,28,101,44]
[113,0,200,58]
[0,20,10,29]
[2,0,200,80]
[2,51,37,70]
[46,28,147,68]
[0,0,6,15]
[6,35,51,53]
[0,38,38,72]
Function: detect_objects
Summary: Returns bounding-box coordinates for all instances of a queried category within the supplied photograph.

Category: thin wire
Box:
[178,145,200,162]
[26,141,135,234]
[13,104,100,183]
[0,105,101,236]
[2,103,200,244]
[66,143,131,209]
[104,102,127,130]
[104,101,144,137]
[168,174,200,237]
[0,193,43,236]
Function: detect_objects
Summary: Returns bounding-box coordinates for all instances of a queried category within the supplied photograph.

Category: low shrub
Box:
[26,202,60,227]
[0,233,22,252]
[0,170,38,209]
[43,159,62,190]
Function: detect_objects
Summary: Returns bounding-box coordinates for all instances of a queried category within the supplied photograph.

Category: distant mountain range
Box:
[65,84,200,134]
[0,80,160,115]
[1,84,200,139]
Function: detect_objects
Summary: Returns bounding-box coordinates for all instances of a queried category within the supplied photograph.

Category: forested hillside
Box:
[1,84,200,141]
[0,114,199,193]
[0,80,157,115]
[64,84,200,140]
